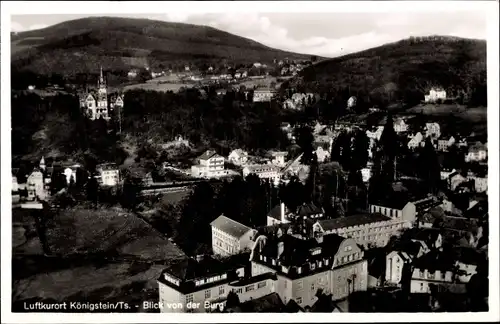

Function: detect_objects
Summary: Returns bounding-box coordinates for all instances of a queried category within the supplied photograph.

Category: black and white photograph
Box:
[1,1,499,322]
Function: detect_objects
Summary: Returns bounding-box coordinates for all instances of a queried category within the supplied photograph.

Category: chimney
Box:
[281,202,286,223]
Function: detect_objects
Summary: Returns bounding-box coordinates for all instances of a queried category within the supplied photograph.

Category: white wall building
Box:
[96,164,120,186]
[242,165,281,185]
[424,88,447,103]
[191,150,228,178]
[211,215,256,256]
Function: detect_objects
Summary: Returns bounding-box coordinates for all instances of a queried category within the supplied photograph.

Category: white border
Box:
[1,1,499,323]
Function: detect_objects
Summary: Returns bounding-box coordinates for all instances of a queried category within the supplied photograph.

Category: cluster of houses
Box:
[158,183,488,312]
[12,156,121,208]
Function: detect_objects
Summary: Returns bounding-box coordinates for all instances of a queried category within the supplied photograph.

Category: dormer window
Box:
[297,267,302,274]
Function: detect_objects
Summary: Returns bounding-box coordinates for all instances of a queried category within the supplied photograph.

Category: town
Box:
[10,17,489,314]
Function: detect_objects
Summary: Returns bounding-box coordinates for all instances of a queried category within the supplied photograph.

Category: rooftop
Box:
[370,198,410,210]
[210,215,252,238]
[198,150,222,161]
[317,213,391,231]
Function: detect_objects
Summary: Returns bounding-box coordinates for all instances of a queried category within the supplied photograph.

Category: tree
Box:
[120,176,141,211]
[417,138,441,194]
[351,130,369,171]
[295,126,315,165]
[86,175,99,207]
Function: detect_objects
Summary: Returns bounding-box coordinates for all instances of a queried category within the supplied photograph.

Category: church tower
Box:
[95,66,109,120]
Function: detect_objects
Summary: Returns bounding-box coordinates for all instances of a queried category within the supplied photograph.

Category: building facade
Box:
[211,215,256,257]
[96,164,120,186]
[191,150,228,178]
[424,88,447,103]
[80,67,110,120]
[242,165,281,185]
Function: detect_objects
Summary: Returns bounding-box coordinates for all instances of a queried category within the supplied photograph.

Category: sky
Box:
[11,11,487,57]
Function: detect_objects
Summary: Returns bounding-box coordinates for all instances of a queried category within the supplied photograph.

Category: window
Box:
[245,285,255,292]
[420,283,424,291]
[284,280,287,288]
[297,280,303,289]
[297,297,302,304]
[258,281,267,289]
[419,270,425,278]
[428,272,435,280]
[205,289,211,298]
[186,294,193,303]
[311,283,315,291]
[219,286,225,295]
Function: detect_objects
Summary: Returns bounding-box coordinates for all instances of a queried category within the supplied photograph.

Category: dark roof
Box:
[411,228,442,246]
[284,299,305,313]
[391,240,425,258]
[440,216,479,232]
[267,203,291,221]
[463,200,488,219]
[198,150,221,161]
[210,215,252,238]
[161,257,226,281]
[452,247,485,266]
[296,202,324,217]
[413,196,443,212]
[317,213,391,231]
[237,293,285,312]
[413,251,455,272]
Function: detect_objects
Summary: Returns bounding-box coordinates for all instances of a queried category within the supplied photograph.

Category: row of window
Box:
[194,273,228,287]
[418,269,448,280]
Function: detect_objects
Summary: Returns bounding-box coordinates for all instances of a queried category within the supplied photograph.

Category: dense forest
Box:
[286,36,487,109]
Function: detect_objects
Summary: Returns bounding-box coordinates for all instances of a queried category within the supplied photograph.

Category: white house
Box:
[347,96,357,109]
[271,151,288,167]
[425,123,441,139]
[228,149,249,166]
[253,88,276,102]
[96,164,120,186]
[465,143,487,162]
[361,166,372,183]
[27,169,48,201]
[437,136,456,152]
[410,258,456,294]
[315,146,330,163]
[393,118,408,133]
[191,150,228,179]
[242,165,281,185]
[210,215,256,256]
[424,88,447,103]
[385,251,413,286]
[407,132,424,150]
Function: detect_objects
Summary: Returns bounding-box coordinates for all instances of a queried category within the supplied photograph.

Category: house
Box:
[191,150,228,179]
[385,250,413,286]
[127,69,138,78]
[62,165,79,185]
[424,123,441,139]
[368,200,417,226]
[12,171,19,193]
[270,151,288,167]
[250,232,368,308]
[96,163,120,186]
[393,118,408,133]
[253,88,276,102]
[228,149,249,166]
[424,88,447,103]
[467,173,488,193]
[80,67,110,120]
[184,65,190,71]
[366,126,384,142]
[315,145,330,163]
[411,228,443,251]
[242,165,281,185]
[347,96,357,109]
[158,255,276,313]
[437,136,456,152]
[407,132,424,149]
[412,196,443,217]
[360,166,372,183]
[313,213,400,248]
[27,169,48,201]
[465,142,487,162]
[440,168,456,180]
[448,171,467,191]
[410,252,460,294]
[109,94,124,110]
[452,247,483,283]
[211,215,256,256]
[267,202,324,226]
[253,62,262,68]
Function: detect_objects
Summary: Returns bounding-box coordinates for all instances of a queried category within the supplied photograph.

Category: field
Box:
[123,75,193,93]
[12,207,187,311]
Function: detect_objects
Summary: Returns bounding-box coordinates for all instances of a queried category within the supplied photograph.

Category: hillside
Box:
[287,36,487,107]
[11,16,313,75]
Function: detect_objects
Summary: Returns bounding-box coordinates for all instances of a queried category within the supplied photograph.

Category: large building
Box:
[96,163,120,187]
[158,255,277,313]
[253,88,276,102]
[313,213,400,248]
[211,215,256,257]
[250,230,368,308]
[368,200,417,226]
[191,150,228,179]
[80,67,111,121]
[242,164,281,185]
[267,202,324,226]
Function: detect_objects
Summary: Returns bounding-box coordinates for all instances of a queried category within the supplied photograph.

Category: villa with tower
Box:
[79,67,124,121]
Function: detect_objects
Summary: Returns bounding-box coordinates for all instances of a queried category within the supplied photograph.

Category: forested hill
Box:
[11,16,313,75]
[286,36,487,107]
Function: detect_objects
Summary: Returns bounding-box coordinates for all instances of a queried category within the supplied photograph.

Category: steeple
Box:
[100,66,104,84]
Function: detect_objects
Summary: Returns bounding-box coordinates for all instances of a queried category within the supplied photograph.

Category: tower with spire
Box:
[79,66,110,121]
